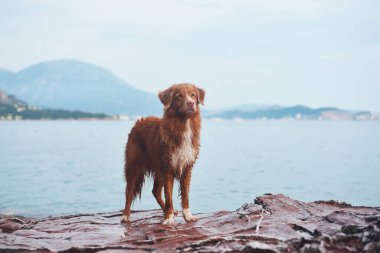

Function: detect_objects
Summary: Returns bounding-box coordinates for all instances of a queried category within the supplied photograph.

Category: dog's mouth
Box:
[183,107,196,115]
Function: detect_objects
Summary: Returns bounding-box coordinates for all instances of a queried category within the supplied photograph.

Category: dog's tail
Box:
[125,163,146,201]
[124,129,147,203]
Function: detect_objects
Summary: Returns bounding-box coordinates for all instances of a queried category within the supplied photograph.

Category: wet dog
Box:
[121,83,205,225]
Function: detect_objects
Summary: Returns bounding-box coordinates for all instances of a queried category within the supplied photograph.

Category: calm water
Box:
[0,120,379,217]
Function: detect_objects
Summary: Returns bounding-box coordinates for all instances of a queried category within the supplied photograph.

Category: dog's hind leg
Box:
[121,138,146,223]
[121,165,145,223]
[152,177,165,212]
[121,182,134,223]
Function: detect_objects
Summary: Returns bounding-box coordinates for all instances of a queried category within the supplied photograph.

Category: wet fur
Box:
[122,83,204,224]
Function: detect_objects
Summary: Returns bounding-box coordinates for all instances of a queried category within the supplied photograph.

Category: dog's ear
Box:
[158,88,173,109]
[196,87,205,105]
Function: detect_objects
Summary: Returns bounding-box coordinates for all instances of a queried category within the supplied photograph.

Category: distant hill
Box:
[0,60,161,116]
[0,69,14,82]
[205,105,379,120]
[0,89,27,107]
[0,90,109,120]
[1,60,378,121]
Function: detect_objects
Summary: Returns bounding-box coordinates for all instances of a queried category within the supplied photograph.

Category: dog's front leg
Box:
[162,171,175,225]
[180,169,198,222]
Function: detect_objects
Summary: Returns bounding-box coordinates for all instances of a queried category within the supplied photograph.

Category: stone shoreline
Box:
[1,194,379,252]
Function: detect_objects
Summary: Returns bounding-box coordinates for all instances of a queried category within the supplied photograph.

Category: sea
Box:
[0,120,379,218]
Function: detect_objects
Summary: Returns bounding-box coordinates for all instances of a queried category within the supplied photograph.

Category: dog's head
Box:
[158,83,205,116]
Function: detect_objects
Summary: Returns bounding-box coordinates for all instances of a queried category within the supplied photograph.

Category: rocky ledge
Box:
[1,194,379,252]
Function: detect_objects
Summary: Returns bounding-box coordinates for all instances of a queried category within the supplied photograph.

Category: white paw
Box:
[120,214,130,223]
[162,213,175,225]
[182,208,198,222]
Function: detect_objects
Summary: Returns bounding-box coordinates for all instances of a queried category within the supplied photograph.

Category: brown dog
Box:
[121,83,205,225]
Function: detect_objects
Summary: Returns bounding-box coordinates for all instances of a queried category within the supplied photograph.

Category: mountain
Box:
[203,104,281,118]
[0,60,161,116]
[1,60,377,120]
[0,69,14,82]
[0,90,109,120]
[216,104,278,112]
[0,89,27,107]
[205,105,379,120]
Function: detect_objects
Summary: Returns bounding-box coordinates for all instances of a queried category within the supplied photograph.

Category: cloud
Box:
[0,0,379,110]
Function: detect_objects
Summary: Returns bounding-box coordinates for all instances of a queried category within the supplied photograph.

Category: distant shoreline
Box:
[1,117,379,122]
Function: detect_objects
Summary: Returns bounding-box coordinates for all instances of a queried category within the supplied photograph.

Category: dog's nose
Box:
[187,101,195,107]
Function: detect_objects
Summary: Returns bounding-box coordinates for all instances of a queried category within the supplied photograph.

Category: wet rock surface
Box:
[1,194,379,252]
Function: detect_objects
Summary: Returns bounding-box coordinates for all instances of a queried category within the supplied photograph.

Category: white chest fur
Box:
[171,121,196,175]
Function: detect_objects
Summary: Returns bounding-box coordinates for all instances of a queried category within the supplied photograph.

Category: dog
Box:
[121,83,205,225]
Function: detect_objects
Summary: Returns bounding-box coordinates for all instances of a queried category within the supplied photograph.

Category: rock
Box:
[0,194,379,252]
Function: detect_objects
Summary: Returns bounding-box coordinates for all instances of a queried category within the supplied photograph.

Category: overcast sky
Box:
[0,0,379,111]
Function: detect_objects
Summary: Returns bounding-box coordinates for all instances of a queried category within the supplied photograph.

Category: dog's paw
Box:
[182,208,198,222]
[184,215,198,222]
[162,213,175,225]
[120,214,130,223]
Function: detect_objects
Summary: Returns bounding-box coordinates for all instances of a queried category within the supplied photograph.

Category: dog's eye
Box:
[176,93,183,99]
[191,93,196,97]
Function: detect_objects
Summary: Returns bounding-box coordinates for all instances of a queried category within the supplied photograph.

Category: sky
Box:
[0,0,379,111]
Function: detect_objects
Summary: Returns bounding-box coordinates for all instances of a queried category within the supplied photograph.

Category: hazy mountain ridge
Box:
[0,59,378,120]
[0,60,161,116]
[204,105,379,120]
[0,69,14,82]
[0,90,109,120]
[0,89,27,107]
